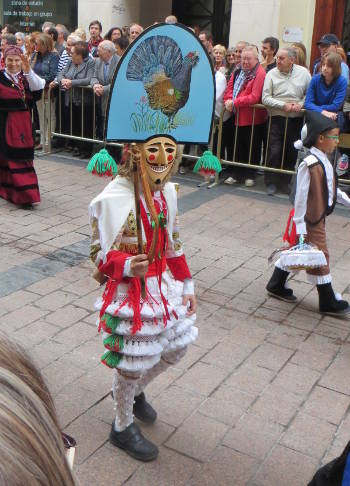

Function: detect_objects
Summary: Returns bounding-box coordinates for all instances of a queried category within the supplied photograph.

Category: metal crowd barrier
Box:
[215,104,350,185]
[45,86,122,154]
[43,88,350,187]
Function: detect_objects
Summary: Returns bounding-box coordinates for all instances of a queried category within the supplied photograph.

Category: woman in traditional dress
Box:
[0,46,44,208]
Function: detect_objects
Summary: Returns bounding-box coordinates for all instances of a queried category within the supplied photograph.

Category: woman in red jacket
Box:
[224,45,267,186]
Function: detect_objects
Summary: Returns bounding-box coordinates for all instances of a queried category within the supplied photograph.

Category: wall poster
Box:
[1,0,78,32]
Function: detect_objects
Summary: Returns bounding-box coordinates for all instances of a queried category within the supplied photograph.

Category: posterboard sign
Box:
[2,0,78,32]
[106,23,215,145]
[283,27,303,43]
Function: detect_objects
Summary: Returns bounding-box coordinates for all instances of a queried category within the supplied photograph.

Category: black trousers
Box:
[66,102,94,154]
[212,115,235,160]
[264,116,303,187]
[230,123,264,182]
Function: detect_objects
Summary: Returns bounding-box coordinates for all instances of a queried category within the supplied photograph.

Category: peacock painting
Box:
[126,36,199,126]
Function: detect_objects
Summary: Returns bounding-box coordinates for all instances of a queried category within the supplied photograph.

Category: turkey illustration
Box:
[126,35,199,126]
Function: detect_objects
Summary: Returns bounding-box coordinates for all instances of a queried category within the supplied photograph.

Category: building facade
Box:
[0,0,347,68]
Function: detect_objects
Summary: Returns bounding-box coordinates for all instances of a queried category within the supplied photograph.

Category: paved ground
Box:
[1,154,350,486]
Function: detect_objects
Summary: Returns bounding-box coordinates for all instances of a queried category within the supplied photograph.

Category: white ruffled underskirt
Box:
[306,273,332,285]
[279,247,327,271]
[95,271,197,372]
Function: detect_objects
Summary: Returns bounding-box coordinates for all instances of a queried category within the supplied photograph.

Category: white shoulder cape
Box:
[89,176,177,260]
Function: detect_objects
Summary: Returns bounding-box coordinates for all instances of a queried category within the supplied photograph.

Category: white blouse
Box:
[4,68,45,92]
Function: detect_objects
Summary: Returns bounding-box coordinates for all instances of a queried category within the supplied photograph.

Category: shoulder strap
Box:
[304,154,319,168]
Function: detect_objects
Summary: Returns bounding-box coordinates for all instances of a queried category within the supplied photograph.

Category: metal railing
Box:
[215,104,350,185]
[42,88,350,186]
[45,85,122,154]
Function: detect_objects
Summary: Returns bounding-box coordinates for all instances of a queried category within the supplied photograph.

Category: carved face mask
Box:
[141,136,177,190]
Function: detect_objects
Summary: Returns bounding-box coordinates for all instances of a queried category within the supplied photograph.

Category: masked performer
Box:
[89,22,214,462]
[89,138,197,461]
[0,46,44,208]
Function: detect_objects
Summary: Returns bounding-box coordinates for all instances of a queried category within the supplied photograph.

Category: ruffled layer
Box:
[280,246,327,271]
[97,271,197,371]
[165,326,198,353]
[117,353,161,372]
[102,332,164,356]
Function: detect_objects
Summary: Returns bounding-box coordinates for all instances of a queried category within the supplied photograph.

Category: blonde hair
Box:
[291,43,307,67]
[0,337,75,485]
[213,44,226,56]
[74,27,87,41]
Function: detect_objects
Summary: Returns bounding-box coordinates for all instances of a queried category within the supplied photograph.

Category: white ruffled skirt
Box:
[94,271,198,372]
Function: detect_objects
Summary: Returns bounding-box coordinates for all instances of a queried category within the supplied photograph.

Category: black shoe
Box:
[133,392,157,424]
[317,283,350,316]
[109,422,158,462]
[21,203,34,210]
[266,266,297,302]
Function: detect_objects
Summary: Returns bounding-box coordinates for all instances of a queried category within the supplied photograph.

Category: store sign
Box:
[283,27,303,43]
[3,0,77,32]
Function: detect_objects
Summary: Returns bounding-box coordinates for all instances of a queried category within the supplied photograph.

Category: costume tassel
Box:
[100,313,121,334]
[283,208,297,247]
[87,148,118,177]
[103,334,124,352]
[193,150,222,178]
[101,350,123,368]
[128,278,143,335]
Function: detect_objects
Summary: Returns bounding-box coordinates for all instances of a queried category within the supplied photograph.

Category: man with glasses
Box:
[313,33,349,81]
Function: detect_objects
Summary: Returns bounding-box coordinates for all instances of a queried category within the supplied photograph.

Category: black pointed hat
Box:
[303,110,338,148]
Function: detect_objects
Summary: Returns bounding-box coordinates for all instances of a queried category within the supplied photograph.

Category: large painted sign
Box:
[106,23,215,144]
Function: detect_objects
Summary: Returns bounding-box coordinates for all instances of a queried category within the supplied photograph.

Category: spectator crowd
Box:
[1,17,350,194]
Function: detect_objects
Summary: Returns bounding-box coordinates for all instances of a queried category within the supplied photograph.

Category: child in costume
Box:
[89,139,197,461]
[266,110,350,316]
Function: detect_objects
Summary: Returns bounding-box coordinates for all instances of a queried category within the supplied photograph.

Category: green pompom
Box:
[87,149,118,177]
[103,334,124,352]
[100,314,121,333]
[101,350,122,368]
[193,150,222,177]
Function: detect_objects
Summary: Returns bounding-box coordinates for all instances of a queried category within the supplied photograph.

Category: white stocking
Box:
[135,347,187,396]
[112,371,140,432]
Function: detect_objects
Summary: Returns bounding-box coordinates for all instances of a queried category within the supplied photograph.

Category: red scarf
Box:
[88,36,103,52]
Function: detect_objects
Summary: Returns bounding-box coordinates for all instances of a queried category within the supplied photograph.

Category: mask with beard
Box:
[140,136,177,192]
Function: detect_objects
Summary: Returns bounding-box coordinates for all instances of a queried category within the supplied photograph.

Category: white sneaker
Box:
[224,176,237,185]
[244,178,255,187]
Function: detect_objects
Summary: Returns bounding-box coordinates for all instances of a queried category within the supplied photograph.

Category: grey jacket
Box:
[57,57,95,106]
[90,54,119,113]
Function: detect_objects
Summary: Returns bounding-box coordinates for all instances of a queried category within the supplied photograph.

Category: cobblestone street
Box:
[1,154,350,485]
